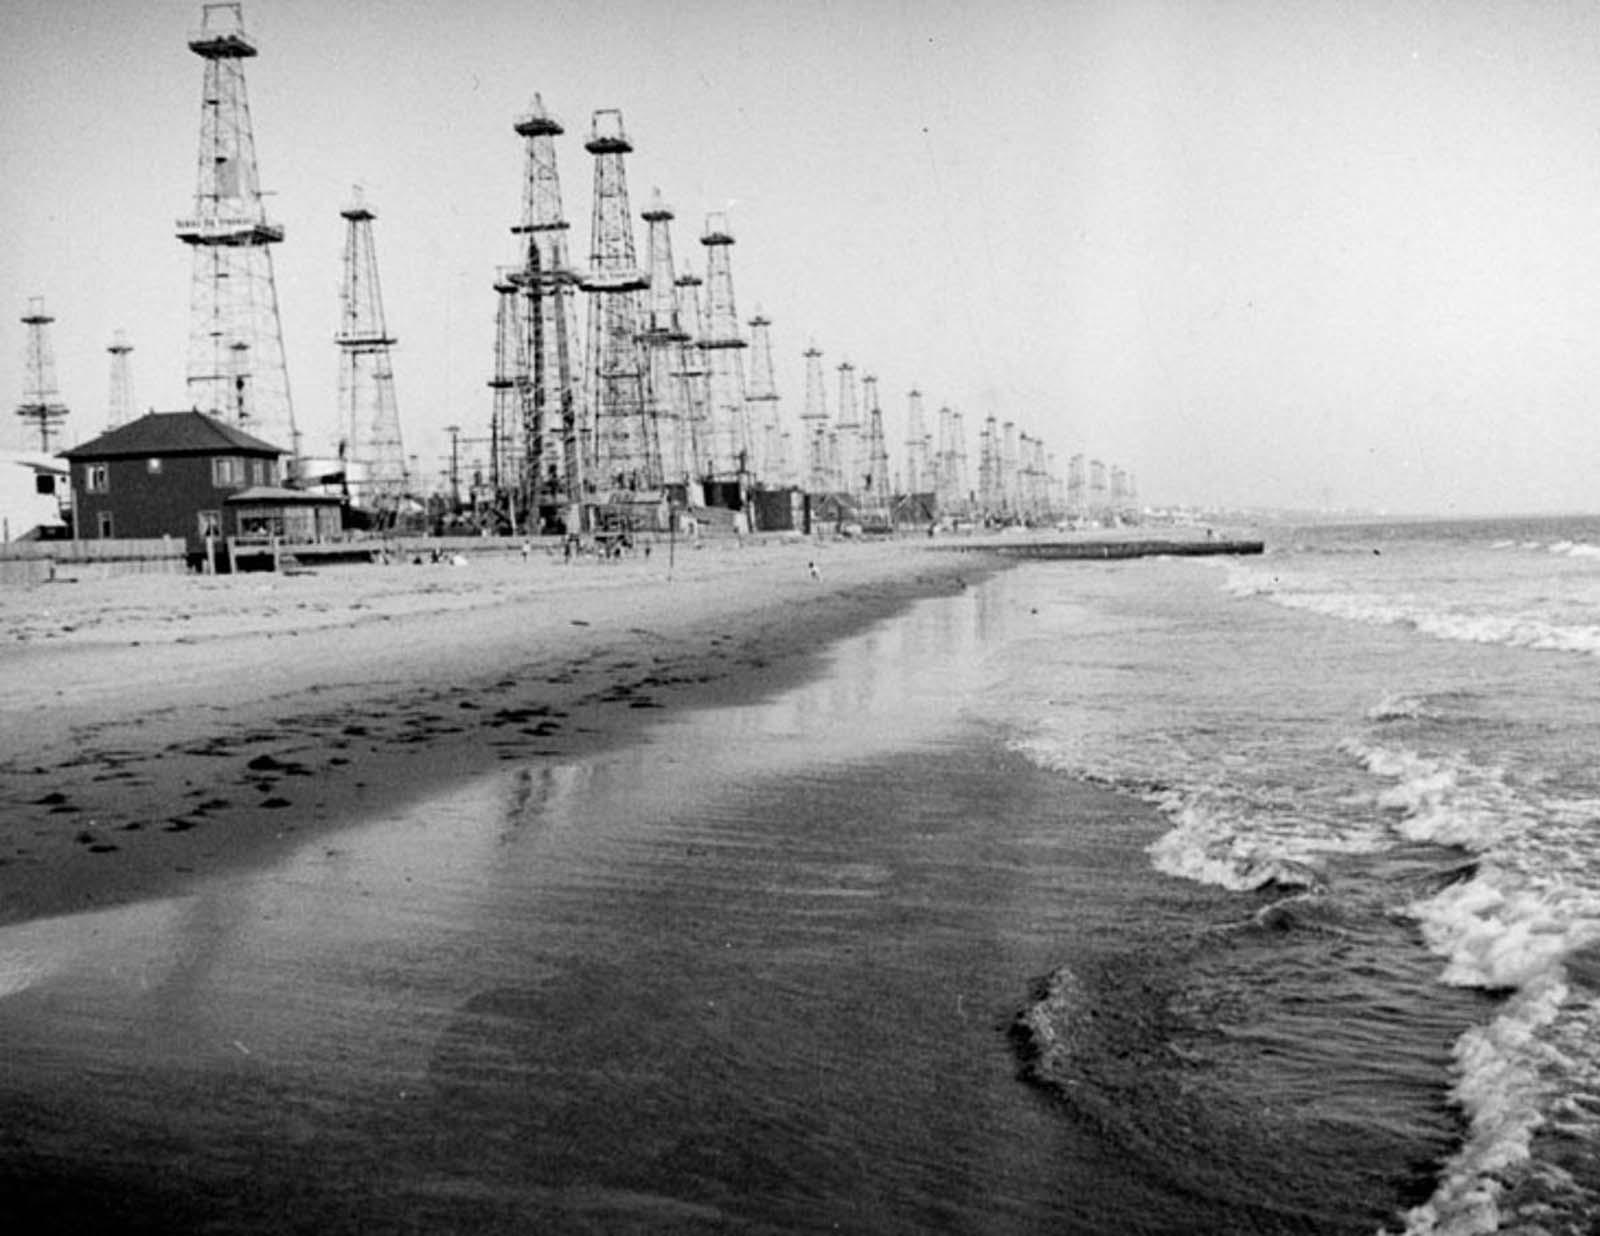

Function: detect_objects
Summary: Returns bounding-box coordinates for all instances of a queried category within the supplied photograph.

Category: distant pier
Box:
[933,530,1265,560]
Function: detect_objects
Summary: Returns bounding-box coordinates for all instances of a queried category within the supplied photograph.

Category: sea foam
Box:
[1350,738,1600,1233]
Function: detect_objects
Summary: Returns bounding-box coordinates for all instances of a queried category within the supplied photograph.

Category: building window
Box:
[147,457,163,475]
[97,511,114,539]
[35,474,56,496]
[86,464,109,494]
[198,510,222,539]
[212,457,244,487]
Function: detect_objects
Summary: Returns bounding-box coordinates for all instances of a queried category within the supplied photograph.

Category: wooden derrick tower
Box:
[862,373,890,511]
[15,297,69,452]
[745,310,784,484]
[581,109,658,494]
[903,388,929,494]
[800,344,831,494]
[509,95,582,527]
[175,2,297,471]
[106,330,135,430]
[335,190,408,516]
[698,213,749,484]
[834,361,861,501]
[639,190,693,489]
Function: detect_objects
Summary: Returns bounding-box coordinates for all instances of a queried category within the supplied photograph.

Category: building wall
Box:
[71,452,277,554]
[1,454,68,542]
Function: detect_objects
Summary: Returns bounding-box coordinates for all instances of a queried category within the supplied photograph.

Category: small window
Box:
[97,511,114,539]
[211,457,243,487]
[86,464,109,494]
[146,457,163,475]
[198,510,222,539]
[35,474,56,496]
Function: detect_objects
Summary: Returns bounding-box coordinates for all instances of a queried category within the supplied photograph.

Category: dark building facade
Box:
[62,411,287,555]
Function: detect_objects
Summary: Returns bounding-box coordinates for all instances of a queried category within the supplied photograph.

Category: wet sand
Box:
[0,556,1209,1235]
[0,538,998,928]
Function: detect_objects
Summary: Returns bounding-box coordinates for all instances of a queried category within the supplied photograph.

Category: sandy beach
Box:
[0,537,999,930]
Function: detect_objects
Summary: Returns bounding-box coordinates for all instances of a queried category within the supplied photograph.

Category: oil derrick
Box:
[934,405,957,513]
[336,190,407,515]
[175,2,297,469]
[977,414,1002,519]
[107,331,136,430]
[903,388,929,493]
[1066,453,1086,518]
[1002,421,1019,515]
[639,190,691,487]
[673,272,711,485]
[509,95,582,521]
[581,108,658,494]
[953,411,970,512]
[861,374,890,511]
[800,344,831,493]
[1089,458,1108,521]
[745,310,783,484]
[699,213,748,483]
[1017,434,1038,519]
[15,297,69,452]
[487,273,529,515]
[833,362,860,500]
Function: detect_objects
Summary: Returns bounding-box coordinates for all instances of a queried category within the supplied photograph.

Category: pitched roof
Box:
[61,410,286,460]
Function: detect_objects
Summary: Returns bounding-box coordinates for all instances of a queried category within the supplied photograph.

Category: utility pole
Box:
[445,424,462,513]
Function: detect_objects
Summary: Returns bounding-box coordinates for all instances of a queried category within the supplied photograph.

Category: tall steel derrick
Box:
[673,271,712,485]
[1066,453,1086,517]
[903,388,929,493]
[581,109,658,494]
[107,330,135,430]
[488,273,528,516]
[800,344,831,493]
[745,311,784,484]
[639,190,693,487]
[508,95,582,522]
[175,2,297,469]
[977,413,1002,517]
[15,297,69,452]
[861,373,890,509]
[698,213,749,482]
[833,361,861,500]
[1002,421,1019,515]
[935,405,959,512]
[335,191,407,514]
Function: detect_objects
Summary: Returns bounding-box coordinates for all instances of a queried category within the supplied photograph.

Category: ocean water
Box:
[995,515,1600,1234]
[2,517,1598,1234]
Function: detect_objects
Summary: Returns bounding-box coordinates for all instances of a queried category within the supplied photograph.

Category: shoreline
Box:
[0,539,1004,929]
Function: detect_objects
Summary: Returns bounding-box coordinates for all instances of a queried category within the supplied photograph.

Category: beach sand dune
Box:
[0,539,995,928]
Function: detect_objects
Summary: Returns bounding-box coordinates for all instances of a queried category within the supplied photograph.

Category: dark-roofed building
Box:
[62,410,292,559]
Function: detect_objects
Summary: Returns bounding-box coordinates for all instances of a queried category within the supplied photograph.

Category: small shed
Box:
[225,486,344,543]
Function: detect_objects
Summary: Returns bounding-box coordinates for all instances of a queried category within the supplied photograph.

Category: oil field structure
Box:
[16,2,1155,557]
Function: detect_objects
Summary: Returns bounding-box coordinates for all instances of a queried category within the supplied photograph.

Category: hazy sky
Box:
[5,0,1600,515]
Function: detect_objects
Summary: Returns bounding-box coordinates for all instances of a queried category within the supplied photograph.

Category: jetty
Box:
[934,529,1265,560]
